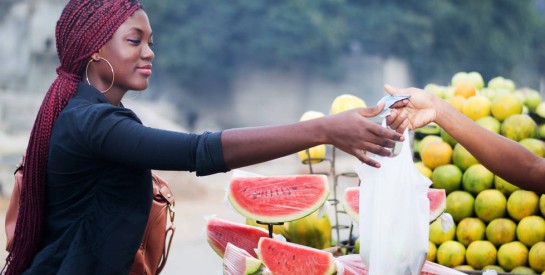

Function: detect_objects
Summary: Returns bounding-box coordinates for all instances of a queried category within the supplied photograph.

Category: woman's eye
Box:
[128,39,141,44]
[148,41,154,47]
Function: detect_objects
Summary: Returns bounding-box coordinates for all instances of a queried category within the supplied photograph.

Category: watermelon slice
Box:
[228,174,329,223]
[206,217,269,258]
[223,243,263,275]
[342,187,360,223]
[257,237,336,275]
[335,255,464,275]
[342,187,446,223]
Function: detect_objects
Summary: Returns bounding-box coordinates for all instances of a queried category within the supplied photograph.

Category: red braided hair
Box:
[4,1,141,273]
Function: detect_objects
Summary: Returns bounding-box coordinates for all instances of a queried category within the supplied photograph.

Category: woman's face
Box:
[90,9,154,93]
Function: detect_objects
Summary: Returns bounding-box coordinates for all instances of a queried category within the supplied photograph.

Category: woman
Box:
[5,1,407,274]
[386,85,545,194]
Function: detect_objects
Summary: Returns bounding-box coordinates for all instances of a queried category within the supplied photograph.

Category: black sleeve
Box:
[84,105,229,176]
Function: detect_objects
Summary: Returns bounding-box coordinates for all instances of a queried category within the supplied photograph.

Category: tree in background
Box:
[142,0,545,92]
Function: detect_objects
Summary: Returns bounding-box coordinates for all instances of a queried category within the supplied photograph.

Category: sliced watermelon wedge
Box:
[206,217,269,258]
[223,243,263,275]
[335,255,464,275]
[342,187,446,223]
[228,174,329,223]
[257,237,336,275]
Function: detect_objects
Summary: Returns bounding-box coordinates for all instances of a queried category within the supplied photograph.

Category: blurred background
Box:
[1,0,545,274]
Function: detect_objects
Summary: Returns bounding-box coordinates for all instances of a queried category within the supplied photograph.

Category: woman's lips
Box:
[137,65,152,76]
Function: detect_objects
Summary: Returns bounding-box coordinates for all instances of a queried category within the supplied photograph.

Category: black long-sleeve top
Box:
[24,82,229,274]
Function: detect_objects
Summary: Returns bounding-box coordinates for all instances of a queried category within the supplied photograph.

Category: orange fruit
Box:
[516,216,545,247]
[330,94,366,114]
[431,164,462,194]
[486,218,517,247]
[462,164,494,195]
[494,175,520,197]
[437,240,466,268]
[507,190,540,221]
[429,218,456,245]
[428,241,437,262]
[454,82,477,98]
[465,240,497,270]
[415,161,432,178]
[446,191,475,223]
[529,242,545,273]
[452,143,479,172]
[497,241,529,271]
[456,217,486,247]
[501,114,537,142]
[491,94,523,122]
[462,95,492,121]
[420,140,453,170]
[474,189,507,222]
[447,95,467,112]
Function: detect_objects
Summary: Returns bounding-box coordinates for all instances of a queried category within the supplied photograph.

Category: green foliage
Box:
[141,0,545,88]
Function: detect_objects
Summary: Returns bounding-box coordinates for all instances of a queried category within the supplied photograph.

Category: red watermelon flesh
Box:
[335,256,464,275]
[228,174,329,223]
[342,187,360,223]
[342,187,446,223]
[206,216,268,258]
[223,243,263,275]
[257,237,336,275]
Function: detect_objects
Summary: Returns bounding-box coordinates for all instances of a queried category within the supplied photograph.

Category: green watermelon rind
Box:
[227,175,330,223]
[257,237,336,275]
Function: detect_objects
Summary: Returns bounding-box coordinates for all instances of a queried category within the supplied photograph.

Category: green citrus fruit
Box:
[529,241,545,273]
[446,191,475,223]
[497,241,529,271]
[431,164,462,194]
[465,240,497,270]
[491,94,523,121]
[507,190,540,221]
[421,140,453,170]
[414,161,432,179]
[494,175,520,196]
[474,189,507,222]
[463,95,491,120]
[456,217,486,247]
[427,241,437,262]
[452,143,479,172]
[429,218,456,246]
[540,195,545,218]
[501,114,537,142]
[418,135,443,154]
[476,116,501,134]
[462,164,494,195]
[519,138,545,157]
[486,218,517,247]
[517,216,545,247]
[511,266,537,274]
[437,240,466,268]
[440,128,457,147]
[330,94,366,114]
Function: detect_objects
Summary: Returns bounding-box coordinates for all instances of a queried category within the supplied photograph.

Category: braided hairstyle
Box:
[4,1,142,273]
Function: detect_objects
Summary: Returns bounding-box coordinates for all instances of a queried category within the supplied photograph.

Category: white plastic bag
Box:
[355,128,432,275]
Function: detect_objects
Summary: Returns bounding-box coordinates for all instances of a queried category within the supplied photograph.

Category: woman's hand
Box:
[323,101,407,167]
[384,85,440,130]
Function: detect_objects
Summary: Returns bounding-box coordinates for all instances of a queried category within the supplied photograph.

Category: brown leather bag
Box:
[5,157,176,275]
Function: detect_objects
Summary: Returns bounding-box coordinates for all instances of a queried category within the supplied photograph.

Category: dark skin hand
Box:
[386,85,545,194]
[222,101,409,169]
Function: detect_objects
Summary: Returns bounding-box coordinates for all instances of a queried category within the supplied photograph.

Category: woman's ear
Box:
[90,52,101,61]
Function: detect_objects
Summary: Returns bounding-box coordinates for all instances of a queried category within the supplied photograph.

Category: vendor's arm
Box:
[221,102,407,169]
[386,85,545,194]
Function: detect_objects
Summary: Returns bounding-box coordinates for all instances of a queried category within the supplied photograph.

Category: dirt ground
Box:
[0,153,361,274]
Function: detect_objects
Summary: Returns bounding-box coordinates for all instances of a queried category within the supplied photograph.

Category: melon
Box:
[206,216,269,258]
[228,174,330,223]
[342,187,446,223]
[223,243,263,275]
[335,255,465,275]
[256,237,336,275]
[342,187,359,222]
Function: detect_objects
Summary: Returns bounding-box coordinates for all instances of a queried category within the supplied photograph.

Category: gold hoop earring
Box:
[85,57,115,93]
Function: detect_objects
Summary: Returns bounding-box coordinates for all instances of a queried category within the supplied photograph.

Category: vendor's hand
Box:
[324,101,405,168]
[384,85,438,130]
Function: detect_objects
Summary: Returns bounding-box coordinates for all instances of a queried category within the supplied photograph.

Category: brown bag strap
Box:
[151,173,176,274]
